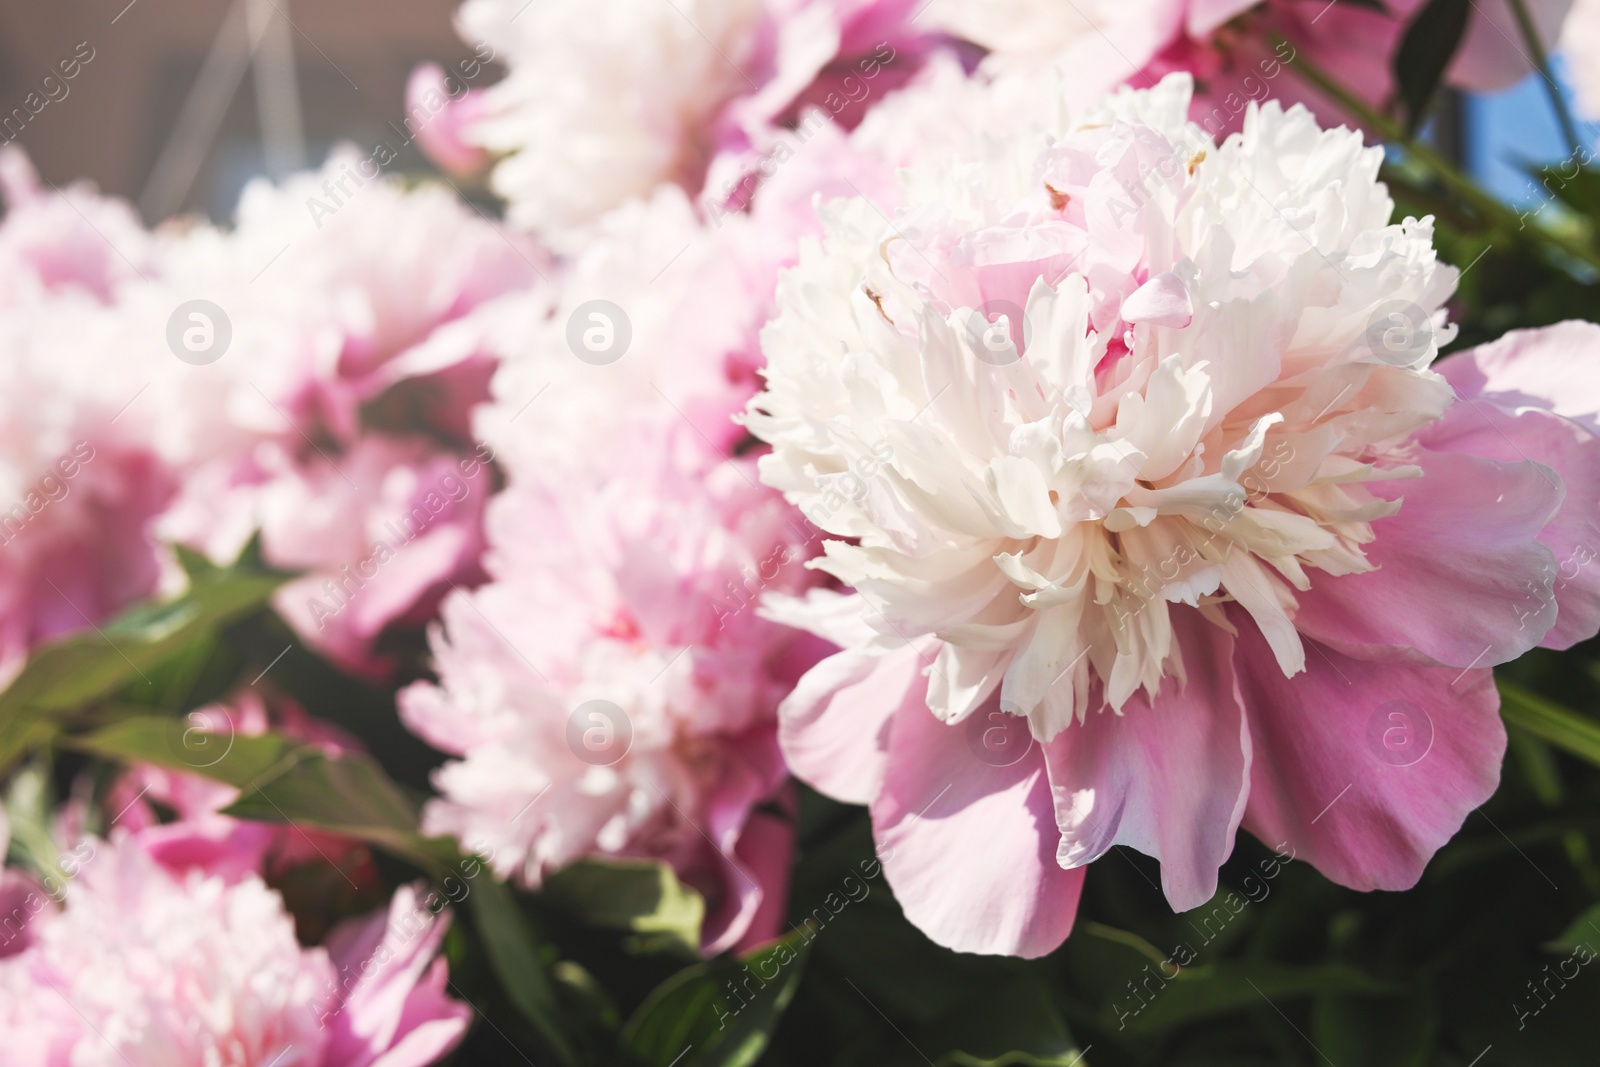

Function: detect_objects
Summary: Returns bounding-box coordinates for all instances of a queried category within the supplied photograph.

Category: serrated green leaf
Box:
[541,857,705,955]
[623,931,809,1067]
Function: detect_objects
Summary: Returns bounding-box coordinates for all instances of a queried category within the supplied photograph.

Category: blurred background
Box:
[4,0,1597,226]
[0,0,482,221]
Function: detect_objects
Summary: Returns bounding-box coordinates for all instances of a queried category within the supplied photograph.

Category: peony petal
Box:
[1422,373,1600,650]
[1042,612,1249,910]
[1234,615,1505,890]
[871,679,1085,957]
[1292,447,1560,667]
[1439,320,1600,436]
[1120,269,1194,328]
[778,640,932,805]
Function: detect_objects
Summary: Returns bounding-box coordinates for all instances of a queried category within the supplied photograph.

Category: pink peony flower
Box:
[397,161,867,950]
[443,0,938,238]
[129,153,541,670]
[747,73,1600,956]
[406,63,492,179]
[0,149,157,304]
[401,412,820,954]
[162,435,496,676]
[0,834,469,1067]
[0,161,177,681]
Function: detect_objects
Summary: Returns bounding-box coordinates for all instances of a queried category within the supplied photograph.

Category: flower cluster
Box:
[6,0,1600,1059]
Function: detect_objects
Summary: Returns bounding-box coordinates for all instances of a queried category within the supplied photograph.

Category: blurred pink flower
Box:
[392,131,886,950]
[0,155,177,682]
[440,0,940,238]
[402,416,821,954]
[748,74,1600,956]
[406,63,491,179]
[0,834,468,1067]
[162,435,496,676]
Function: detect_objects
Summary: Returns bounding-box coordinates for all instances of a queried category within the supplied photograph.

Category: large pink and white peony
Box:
[0,834,469,1067]
[747,72,1600,956]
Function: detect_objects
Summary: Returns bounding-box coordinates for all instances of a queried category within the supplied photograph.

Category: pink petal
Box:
[1042,613,1249,911]
[1292,446,1560,667]
[1234,615,1505,890]
[778,641,931,805]
[1441,320,1600,437]
[1120,269,1194,328]
[1447,0,1572,92]
[871,679,1085,958]
[1422,371,1600,650]
[406,64,489,178]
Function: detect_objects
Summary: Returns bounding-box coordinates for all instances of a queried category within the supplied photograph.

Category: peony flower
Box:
[0,157,177,682]
[406,63,492,179]
[395,114,909,950]
[747,73,1600,956]
[0,149,157,305]
[161,435,496,676]
[0,834,469,1067]
[442,0,935,239]
[401,411,821,954]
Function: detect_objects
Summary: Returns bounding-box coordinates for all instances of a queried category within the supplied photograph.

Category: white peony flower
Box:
[747,72,1460,740]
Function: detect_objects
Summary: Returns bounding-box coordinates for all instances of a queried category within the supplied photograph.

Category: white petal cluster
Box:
[458,0,766,236]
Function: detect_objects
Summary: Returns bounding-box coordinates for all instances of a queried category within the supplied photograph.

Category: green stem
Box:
[1279,36,1600,273]
[1506,0,1585,156]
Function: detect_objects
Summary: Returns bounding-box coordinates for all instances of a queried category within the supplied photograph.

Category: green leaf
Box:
[1392,0,1470,132]
[1498,680,1600,769]
[220,751,432,867]
[1528,159,1600,218]
[67,715,301,791]
[1548,902,1600,952]
[1114,961,1399,1034]
[1311,991,1437,1067]
[540,857,705,955]
[0,556,288,774]
[623,931,810,1067]
[928,977,1083,1067]
[468,874,583,1067]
